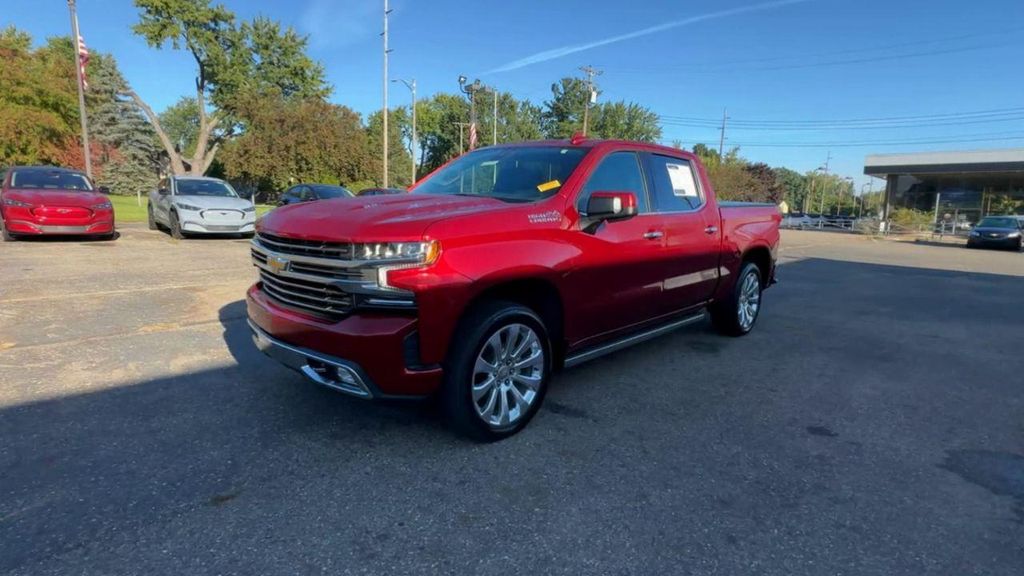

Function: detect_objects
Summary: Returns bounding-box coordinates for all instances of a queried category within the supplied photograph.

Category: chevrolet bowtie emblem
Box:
[267,255,289,274]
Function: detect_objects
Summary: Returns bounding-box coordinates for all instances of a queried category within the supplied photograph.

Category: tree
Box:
[691,143,720,167]
[366,108,414,188]
[0,27,78,167]
[129,0,329,176]
[774,167,806,211]
[417,93,470,174]
[541,77,591,138]
[157,97,201,157]
[591,101,661,142]
[220,91,370,196]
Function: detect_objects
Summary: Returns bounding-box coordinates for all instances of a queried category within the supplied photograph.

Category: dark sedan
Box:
[356,187,406,196]
[277,184,353,206]
[966,216,1024,251]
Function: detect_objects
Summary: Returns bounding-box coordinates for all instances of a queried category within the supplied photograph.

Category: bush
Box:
[890,208,933,232]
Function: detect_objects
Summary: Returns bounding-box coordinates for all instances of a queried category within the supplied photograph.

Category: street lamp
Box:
[392,78,416,185]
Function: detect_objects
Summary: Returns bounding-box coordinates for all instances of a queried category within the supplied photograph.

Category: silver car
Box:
[148,176,256,239]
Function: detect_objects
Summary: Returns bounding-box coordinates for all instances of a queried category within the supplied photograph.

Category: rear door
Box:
[567,150,672,342]
[643,153,722,311]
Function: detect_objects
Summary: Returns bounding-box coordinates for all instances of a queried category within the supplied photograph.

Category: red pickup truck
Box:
[248,138,780,439]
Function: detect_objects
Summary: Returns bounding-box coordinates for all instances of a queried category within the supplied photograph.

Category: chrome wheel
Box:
[737,271,761,331]
[471,323,544,428]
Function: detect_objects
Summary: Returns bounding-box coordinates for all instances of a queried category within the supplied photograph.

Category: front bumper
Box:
[967,236,1020,249]
[3,219,114,235]
[180,218,255,234]
[247,284,443,398]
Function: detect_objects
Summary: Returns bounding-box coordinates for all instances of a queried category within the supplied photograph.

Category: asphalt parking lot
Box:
[1,226,1023,575]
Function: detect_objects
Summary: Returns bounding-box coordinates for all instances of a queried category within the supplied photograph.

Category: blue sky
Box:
[7,0,1024,188]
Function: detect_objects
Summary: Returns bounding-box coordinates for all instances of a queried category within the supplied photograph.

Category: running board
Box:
[563,312,706,369]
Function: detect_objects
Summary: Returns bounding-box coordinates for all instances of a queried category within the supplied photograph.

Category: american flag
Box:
[77,34,89,90]
[468,122,477,150]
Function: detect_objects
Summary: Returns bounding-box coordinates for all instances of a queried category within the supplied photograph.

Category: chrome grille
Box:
[259,270,354,317]
[256,232,353,259]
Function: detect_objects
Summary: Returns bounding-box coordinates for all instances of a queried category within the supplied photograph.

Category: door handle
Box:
[704,226,719,235]
[643,231,664,240]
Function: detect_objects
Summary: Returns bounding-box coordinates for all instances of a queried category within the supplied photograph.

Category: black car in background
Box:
[356,187,406,197]
[278,184,353,206]
[967,216,1024,251]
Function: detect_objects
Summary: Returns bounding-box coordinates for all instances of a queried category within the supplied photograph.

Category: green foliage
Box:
[366,108,414,188]
[890,207,933,231]
[541,77,591,138]
[158,97,201,156]
[130,0,330,175]
[417,93,470,174]
[220,91,370,194]
[590,101,661,142]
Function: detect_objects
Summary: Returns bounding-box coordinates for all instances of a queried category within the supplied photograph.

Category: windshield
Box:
[977,217,1019,228]
[10,169,93,191]
[176,179,237,197]
[414,146,588,202]
[311,185,353,199]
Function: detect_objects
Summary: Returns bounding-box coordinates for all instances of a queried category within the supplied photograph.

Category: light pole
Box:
[458,75,483,150]
[381,0,392,188]
[392,78,416,185]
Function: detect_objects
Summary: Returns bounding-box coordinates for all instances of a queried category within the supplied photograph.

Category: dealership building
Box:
[864,148,1024,225]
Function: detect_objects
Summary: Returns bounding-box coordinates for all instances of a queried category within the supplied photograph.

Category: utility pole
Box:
[454,122,468,154]
[579,65,602,137]
[817,151,831,228]
[67,0,92,180]
[458,76,483,150]
[717,108,729,161]
[381,0,392,188]
[393,78,416,184]
[492,87,498,146]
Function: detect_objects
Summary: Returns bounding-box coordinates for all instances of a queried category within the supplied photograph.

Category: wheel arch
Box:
[741,244,773,286]
[460,277,567,367]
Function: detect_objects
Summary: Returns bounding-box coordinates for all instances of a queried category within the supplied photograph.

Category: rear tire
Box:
[147,205,158,230]
[169,211,185,240]
[710,262,763,337]
[441,300,552,441]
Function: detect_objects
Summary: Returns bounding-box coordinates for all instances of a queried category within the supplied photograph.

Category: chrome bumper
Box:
[248,319,374,399]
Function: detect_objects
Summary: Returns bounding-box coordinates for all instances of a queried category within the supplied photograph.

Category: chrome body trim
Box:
[563,312,706,368]
[249,319,373,398]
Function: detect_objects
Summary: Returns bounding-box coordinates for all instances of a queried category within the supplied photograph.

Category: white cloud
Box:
[487,0,817,73]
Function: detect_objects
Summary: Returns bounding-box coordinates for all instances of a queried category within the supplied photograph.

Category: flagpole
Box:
[67,0,92,180]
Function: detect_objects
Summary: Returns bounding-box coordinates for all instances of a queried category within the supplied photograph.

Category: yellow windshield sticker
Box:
[537,179,561,193]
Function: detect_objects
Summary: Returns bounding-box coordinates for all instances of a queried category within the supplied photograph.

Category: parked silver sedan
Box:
[148,176,256,239]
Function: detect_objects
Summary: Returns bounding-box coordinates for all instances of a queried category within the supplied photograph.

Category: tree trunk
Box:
[128,90,186,175]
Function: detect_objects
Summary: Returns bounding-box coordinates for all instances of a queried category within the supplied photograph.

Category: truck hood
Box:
[171,195,253,210]
[2,188,108,207]
[258,193,510,241]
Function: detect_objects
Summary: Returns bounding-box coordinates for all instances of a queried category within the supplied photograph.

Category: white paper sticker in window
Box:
[665,162,698,198]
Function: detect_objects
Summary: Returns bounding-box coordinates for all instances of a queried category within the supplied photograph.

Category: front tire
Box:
[442,301,552,441]
[710,262,763,337]
[169,211,185,240]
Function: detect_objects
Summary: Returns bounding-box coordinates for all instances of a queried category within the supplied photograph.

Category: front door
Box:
[565,151,671,344]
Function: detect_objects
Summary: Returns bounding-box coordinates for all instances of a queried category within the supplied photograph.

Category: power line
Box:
[659,106,1024,126]
[705,131,1024,148]
[660,114,1024,131]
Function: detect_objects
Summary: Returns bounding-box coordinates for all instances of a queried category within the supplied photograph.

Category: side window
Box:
[578,151,649,214]
[648,154,703,211]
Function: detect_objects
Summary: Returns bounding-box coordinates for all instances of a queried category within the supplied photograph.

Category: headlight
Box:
[175,202,202,211]
[2,197,32,208]
[243,206,256,213]
[355,241,439,263]
[92,201,112,210]
[1008,231,1021,238]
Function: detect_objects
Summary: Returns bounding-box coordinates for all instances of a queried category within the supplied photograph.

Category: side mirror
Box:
[98,186,110,195]
[158,188,170,196]
[585,191,638,221]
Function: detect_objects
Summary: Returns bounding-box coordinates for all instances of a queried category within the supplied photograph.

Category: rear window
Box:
[10,169,92,191]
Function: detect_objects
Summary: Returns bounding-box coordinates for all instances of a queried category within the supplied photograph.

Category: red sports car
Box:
[1,166,115,241]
